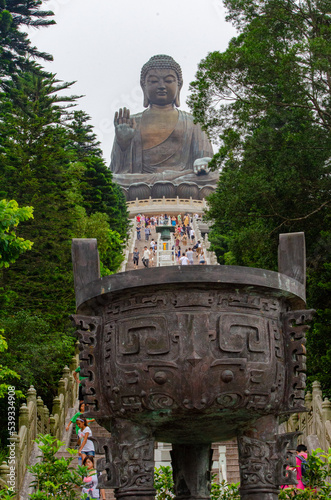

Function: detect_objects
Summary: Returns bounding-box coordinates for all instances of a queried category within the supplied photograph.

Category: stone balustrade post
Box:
[58,378,66,398]
[304,392,313,436]
[63,366,70,383]
[70,355,78,371]
[312,381,322,436]
[26,385,36,406]
[26,386,37,443]
[320,398,331,450]
[67,373,73,408]
[8,433,19,492]
[52,396,61,436]
[0,461,9,486]
[322,398,331,424]
[291,413,299,431]
[49,414,56,436]
[44,406,50,434]
[312,380,322,401]
[57,382,66,432]
[305,391,312,408]
[18,404,29,429]
[37,396,44,434]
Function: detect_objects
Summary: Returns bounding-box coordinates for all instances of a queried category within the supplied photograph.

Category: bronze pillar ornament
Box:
[71,232,313,500]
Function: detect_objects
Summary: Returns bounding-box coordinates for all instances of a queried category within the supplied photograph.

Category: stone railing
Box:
[191,217,218,265]
[0,355,79,495]
[156,232,176,267]
[284,381,331,452]
[127,196,207,216]
[119,218,136,272]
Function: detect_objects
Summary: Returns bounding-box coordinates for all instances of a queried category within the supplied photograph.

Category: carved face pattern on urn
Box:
[143,69,181,107]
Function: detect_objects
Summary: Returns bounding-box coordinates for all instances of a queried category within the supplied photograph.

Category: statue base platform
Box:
[126,196,207,216]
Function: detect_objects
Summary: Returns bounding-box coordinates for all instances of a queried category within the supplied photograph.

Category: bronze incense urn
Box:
[71,232,313,500]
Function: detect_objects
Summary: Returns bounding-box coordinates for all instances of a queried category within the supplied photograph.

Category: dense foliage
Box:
[27,434,86,499]
[0,199,33,399]
[279,448,331,499]
[189,0,331,394]
[0,198,33,268]
[0,2,129,452]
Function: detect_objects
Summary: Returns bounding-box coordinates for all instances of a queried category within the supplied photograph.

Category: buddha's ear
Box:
[143,90,149,108]
[175,84,182,107]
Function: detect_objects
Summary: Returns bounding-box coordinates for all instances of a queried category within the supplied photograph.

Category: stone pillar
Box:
[52,395,61,417]
[312,381,322,435]
[0,461,9,486]
[171,443,212,500]
[18,403,29,429]
[37,396,44,434]
[44,405,50,434]
[109,419,156,500]
[238,415,281,500]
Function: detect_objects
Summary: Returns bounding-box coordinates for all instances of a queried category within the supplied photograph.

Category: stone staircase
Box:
[125,225,158,271]
[57,420,115,500]
[125,223,206,271]
[211,439,240,484]
[60,418,240,497]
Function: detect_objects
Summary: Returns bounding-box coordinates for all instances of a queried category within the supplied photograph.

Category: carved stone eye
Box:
[221,370,234,383]
[154,371,167,384]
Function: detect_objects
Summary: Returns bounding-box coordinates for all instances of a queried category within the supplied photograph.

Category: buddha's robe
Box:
[110,110,218,188]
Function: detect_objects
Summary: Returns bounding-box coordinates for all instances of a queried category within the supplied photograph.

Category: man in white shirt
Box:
[180,253,189,265]
[143,246,150,267]
[186,248,194,265]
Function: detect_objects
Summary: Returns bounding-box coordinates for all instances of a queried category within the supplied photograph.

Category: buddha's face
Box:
[144,69,179,106]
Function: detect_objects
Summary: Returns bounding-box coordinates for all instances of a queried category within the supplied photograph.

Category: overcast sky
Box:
[29,0,236,161]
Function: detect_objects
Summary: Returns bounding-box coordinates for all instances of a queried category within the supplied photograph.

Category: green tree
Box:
[27,434,86,499]
[154,466,174,500]
[0,66,128,321]
[0,198,33,399]
[0,69,82,325]
[0,198,33,267]
[189,0,331,393]
[0,311,74,404]
[0,331,21,399]
[66,110,129,240]
[0,0,55,83]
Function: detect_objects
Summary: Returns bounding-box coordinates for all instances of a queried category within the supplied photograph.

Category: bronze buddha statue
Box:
[110,55,219,200]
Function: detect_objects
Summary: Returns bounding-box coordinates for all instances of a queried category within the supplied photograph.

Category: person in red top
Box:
[296,444,308,490]
[281,443,308,492]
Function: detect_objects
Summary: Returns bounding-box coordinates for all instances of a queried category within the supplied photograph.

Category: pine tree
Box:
[66,110,129,240]
[0,0,55,83]
[0,68,82,323]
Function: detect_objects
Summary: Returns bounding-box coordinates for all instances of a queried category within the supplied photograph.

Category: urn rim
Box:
[75,265,306,312]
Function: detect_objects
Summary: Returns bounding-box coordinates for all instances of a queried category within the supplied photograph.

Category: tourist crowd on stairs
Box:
[125,212,210,271]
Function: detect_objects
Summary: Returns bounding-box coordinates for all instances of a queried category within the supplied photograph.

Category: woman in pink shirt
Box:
[296,444,308,490]
[281,443,308,491]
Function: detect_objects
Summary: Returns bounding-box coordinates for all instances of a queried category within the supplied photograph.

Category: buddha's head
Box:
[140,55,183,108]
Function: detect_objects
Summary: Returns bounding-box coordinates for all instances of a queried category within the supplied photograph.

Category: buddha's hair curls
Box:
[140,55,183,88]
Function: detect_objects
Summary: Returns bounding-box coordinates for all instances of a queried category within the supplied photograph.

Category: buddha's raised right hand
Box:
[114,107,136,150]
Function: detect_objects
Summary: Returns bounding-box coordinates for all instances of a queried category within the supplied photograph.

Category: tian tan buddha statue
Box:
[110,54,219,200]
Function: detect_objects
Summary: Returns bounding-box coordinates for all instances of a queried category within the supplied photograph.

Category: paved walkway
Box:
[125,225,201,271]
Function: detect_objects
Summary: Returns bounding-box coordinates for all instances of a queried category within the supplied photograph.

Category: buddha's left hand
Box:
[193,157,212,175]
